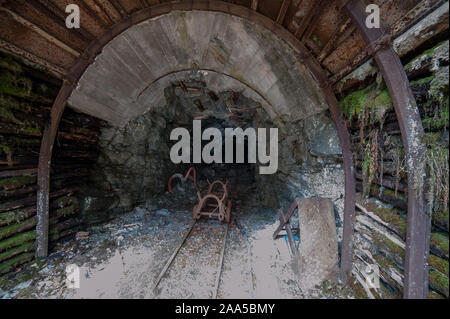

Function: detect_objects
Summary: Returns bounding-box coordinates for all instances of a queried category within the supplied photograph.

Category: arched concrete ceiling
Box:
[68,10,329,127]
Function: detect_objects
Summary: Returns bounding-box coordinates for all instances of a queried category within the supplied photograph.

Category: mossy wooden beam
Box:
[0,230,35,252]
[0,199,79,231]
[430,232,449,259]
[0,206,35,227]
[429,269,449,298]
[0,251,34,275]
[0,175,36,191]
[428,254,449,275]
[356,182,408,211]
[0,241,34,263]
[0,217,37,241]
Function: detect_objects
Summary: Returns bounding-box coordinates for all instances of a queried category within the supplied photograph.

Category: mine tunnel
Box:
[0,0,448,300]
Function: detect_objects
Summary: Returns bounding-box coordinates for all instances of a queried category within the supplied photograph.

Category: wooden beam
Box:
[317,18,352,62]
[92,0,115,24]
[330,0,448,85]
[276,0,291,24]
[78,0,109,28]
[109,0,127,18]
[0,7,80,57]
[28,0,94,42]
[299,0,327,42]
[294,0,319,38]
[251,0,259,11]
[0,38,66,77]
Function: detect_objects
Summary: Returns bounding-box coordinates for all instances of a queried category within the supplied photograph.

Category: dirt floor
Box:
[0,193,356,299]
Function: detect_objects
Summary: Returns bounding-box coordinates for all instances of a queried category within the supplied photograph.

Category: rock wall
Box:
[82,77,346,236]
[255,110,346,240]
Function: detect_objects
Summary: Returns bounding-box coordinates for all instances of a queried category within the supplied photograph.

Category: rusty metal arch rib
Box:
[36,0,356,284]
[344,0,430,300]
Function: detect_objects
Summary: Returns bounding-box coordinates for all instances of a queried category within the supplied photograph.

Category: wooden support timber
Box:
[276,0,291,24]
[344,0,430,299]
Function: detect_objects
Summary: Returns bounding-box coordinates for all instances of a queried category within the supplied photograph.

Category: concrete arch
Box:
[68,11,329,127]
[36,1,356,284]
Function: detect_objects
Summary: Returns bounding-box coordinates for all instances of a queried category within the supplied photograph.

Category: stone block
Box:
[294,197,339,291]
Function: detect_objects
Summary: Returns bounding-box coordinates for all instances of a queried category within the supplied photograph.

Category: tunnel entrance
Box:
[68,76,348,298]
[79,77,345,231]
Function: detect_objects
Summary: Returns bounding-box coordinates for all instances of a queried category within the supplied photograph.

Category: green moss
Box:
[52,204,79,218]
[0,94,20,110]
[0,55,22,74]
[433,209,449,230]
[430,232,449,258]
[0,207,35,227]
[0,217,37,241]
[339,86,371,120]
[39,83,47,93]
[422,103,449,130]
[0,144,12,157]
[428,290,445,299]
[338,84,393,121]
[0,175,36,190]
[52,195,78,209]
[429,66,449,103]
[372,231,405,263]
[428,254,449,275]
[349,278,368,299]
[383,187,408,201]
[372,90,393,120]
[410,75,434,85]
[0,252,34,275]
[375,207,407,238]
[429,269,449,298]
[0,231,35,252]
[0,105,20,124]
[374,253,399,270]
[0,73,32,98]
[21,125,41,136]
[0,241,35,263]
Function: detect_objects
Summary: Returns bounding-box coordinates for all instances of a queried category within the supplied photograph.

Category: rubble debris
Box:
[75,231,89,241]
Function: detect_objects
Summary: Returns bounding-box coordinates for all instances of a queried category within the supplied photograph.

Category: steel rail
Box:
[152,219,197,292]
[212,223,229,299]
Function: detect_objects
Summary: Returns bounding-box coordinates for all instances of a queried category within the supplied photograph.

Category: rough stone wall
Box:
[337,11,449,298]
[0,52,103,275]
[82,76,346,237]
[255,110,346,239]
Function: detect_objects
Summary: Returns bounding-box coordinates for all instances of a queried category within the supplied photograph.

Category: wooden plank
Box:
[276,0,291,24]
[317,18,352,62]
[0,7,80,57]
[300,0,327,43]
[251,0,259,11]
[0,39,66,77]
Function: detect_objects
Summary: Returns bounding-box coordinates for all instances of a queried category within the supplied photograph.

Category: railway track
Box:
[152,219,230,299]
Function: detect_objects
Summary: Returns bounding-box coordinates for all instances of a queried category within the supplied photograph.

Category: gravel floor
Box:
[0,192,356,299]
